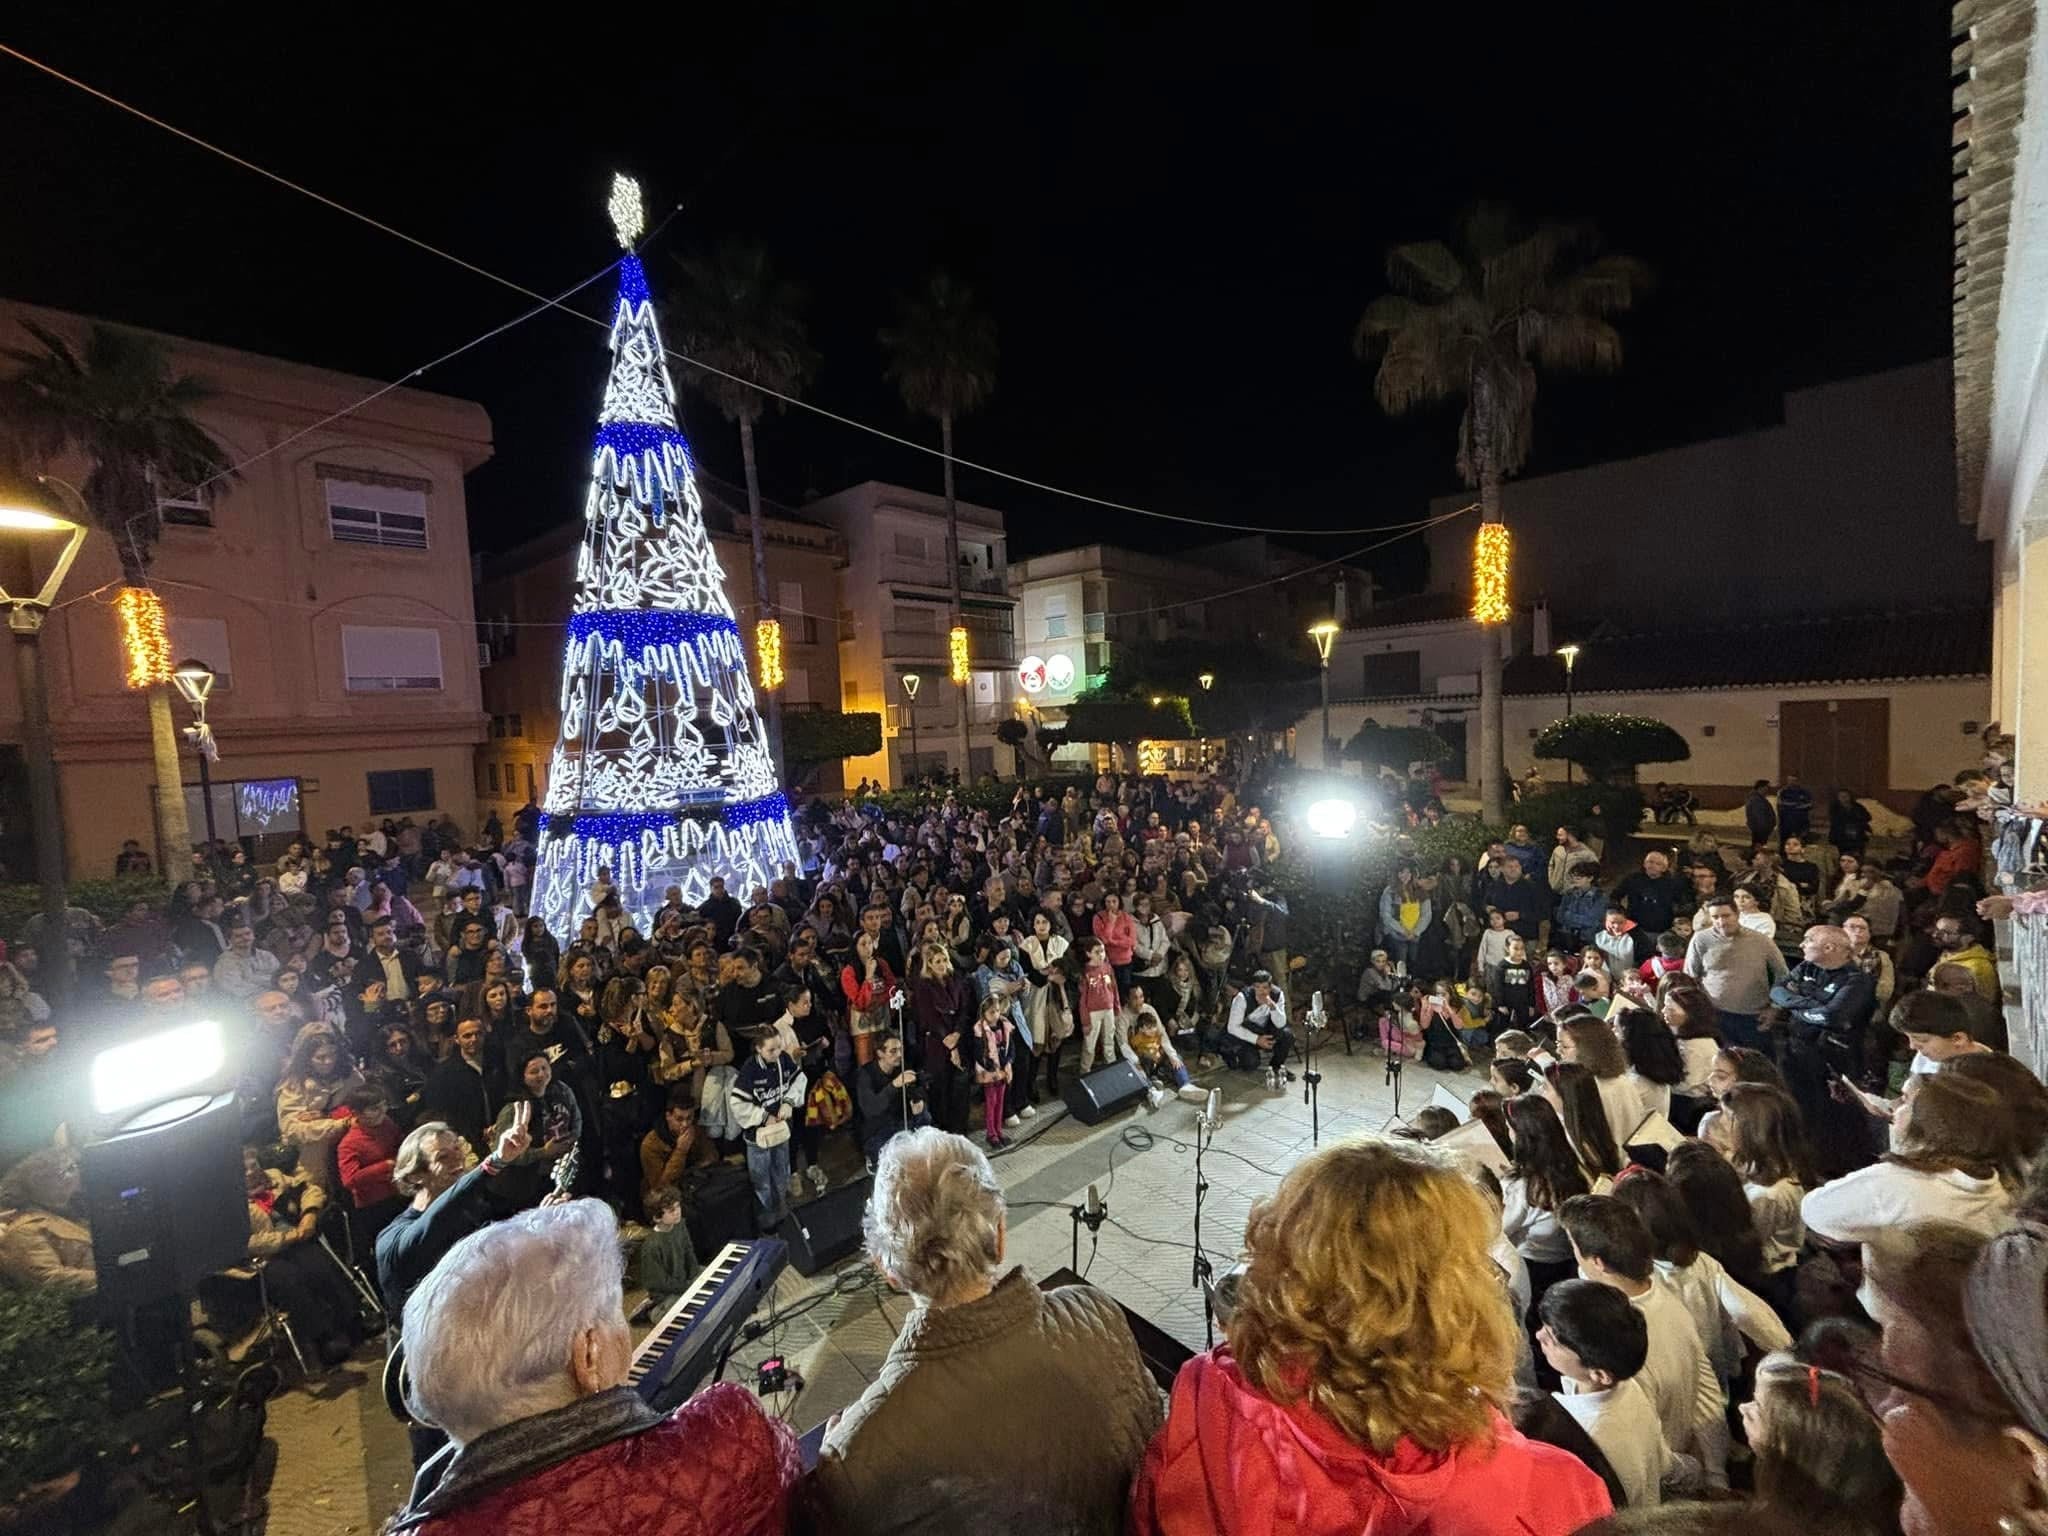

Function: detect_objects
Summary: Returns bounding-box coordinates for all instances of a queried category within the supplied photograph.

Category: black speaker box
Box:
[1061,1059,1149,1125]
[81,1090,249,1307]
[778,1174,872,1276]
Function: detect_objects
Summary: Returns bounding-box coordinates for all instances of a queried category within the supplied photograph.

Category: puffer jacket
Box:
[1131,1348,1610,1536]
[813,1267,1162,1536]
[392,1382,797,1536]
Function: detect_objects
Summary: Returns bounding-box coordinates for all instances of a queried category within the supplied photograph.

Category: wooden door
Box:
[1778,698,1890,793]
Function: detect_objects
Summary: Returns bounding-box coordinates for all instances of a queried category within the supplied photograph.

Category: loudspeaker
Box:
[778,1174,872,1276]
[1061,1059,1149,1126]
[80,1089,248,1307]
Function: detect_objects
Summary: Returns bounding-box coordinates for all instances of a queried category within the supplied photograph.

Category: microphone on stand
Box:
[1086,1182,1104,1222]
[1201,1088,1221,1134]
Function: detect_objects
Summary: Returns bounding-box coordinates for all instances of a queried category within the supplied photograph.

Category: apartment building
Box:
[802,480,1019,787]
[0,299,493,880]
[475,480,846,814]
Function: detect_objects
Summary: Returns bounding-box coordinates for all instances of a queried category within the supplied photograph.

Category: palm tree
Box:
[1356,204,1646,823]
[2,321,233,878]
[670,242,819,763]
[880,272,998,781]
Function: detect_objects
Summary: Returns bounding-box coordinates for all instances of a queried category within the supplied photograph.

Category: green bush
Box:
[1343,721,1454,771]
[0,1287,115,1502]
[0,876,165,944]
[1061,694,1196,745]
[783,710,883,766]
[1533,713,1690,782]
[1507,783,1647,857]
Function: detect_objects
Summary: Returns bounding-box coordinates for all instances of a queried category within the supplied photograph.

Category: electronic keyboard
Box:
[626,1238,787,1412]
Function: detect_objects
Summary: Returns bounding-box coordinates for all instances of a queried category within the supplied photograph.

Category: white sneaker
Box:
[1019,1104,1038,1119]
[1145,1087,1167,1110]
[1005,1114,1021,1127]
[807,1165,828,1194]
[1176,1084,1209,1105]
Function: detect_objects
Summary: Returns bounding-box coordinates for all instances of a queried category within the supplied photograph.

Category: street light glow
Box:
[1308,621,1340,662]
[1556,644,1581,665]
[0,507,73,532]
[1305,798,1358,839]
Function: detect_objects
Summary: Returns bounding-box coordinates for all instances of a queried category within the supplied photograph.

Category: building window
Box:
[891,604,937,631]
[487,763,501,793]
[166,615,233,690]
[342,625,444,691]
[502,761,516,792]
[323,473,430,550]
[1361,650,1423,696]
[1043,593,1070,640]
[509,713,523,738]
[777,581,817,644]
[786,666,810,704]
[893,531,928,560]
[843,680,860,708]
[157,485,213,529]
[367,768,435,815]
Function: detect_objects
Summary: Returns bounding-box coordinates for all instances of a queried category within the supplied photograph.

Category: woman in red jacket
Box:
[1092,890,1138,990]
[841,930,899,1069]
[1130,1137,1612,1536]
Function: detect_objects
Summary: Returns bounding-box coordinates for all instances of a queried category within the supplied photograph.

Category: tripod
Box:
[1379,1048,1408,1132]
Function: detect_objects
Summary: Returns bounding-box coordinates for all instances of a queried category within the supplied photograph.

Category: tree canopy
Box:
[1060,693,1195,746]
[1343,720,1453,772]
[669,242,817,428]
[1533,713,1690,782]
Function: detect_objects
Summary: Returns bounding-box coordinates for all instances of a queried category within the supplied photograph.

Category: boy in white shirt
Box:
[1561,1195,1727,1480]
[1538,1278,1697,1508]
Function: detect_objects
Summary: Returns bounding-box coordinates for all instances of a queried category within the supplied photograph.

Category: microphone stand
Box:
[1303,1000,1325,1147]
[1191,1105,1216,1350]
[1379,1042,1407,1131]
[1070,1191,1110,1274]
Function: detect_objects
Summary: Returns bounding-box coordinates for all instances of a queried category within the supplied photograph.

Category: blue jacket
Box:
[1554,886,1608,940]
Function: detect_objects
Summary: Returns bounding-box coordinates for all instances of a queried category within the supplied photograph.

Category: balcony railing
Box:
[881,629,949,660]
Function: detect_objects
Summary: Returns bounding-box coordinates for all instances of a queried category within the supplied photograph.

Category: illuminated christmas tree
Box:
[527,175,798,937]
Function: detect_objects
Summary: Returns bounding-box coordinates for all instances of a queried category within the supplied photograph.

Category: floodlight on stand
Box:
[90,1018,226,1117]
[1305,798,1358,840]
[171,656,215,709]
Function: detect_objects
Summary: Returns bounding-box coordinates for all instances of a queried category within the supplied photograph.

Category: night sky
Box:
[3,4,1953,586]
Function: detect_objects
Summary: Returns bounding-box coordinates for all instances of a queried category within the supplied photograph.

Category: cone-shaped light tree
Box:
[526,175,799,938]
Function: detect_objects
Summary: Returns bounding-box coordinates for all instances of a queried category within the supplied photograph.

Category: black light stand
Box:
[1191,1093,1218,1349]
[1302,991,1325,1147]
[1379,1044,1408,1131]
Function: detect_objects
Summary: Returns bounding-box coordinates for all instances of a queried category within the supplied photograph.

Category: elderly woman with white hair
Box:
[814,1127,1163,1536]
[388,1198,798,1536]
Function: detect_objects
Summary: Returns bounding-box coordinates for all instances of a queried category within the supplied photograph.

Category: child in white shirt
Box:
[1538,1278,1697,1508]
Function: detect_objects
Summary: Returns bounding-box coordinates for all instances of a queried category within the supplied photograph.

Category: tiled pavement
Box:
[252,1036,1478,1534]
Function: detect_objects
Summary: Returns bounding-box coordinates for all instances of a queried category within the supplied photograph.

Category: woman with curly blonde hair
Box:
[1131,1137,1612,1535]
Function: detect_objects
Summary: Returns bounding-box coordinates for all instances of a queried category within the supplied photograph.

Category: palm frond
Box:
[1383,241,1463,299]
[1519,313,1625,374]
[879,270,998,422]
[669,241,818,426]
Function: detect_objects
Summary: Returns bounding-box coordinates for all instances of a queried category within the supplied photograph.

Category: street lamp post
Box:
[1309,622,1339,767]
[900,672,922,787]
[1556,644,1581,785]
[172,658,218,846]
[0,474,89,997]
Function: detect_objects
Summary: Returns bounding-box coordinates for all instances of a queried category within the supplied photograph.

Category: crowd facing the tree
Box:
[1,753,2045,1536]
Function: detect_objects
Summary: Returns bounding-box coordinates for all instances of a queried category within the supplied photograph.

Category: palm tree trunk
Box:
[148,685,191,881]
[739,417,782,775]
[1477,469,1506,826]
[942,410,970,782]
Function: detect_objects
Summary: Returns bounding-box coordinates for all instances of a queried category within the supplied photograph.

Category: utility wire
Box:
[3,42,1439,540]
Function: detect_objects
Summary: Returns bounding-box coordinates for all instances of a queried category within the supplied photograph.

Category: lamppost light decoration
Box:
[1198,672,1215,691]
[1308,621,1340,663]
[115,586,172,690]
[755,618,784,690]
[607,172,645,248]
[1472,523,1511,625]
[900,672,921,700]
[948,625,970,685]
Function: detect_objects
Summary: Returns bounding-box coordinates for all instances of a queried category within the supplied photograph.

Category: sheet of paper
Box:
[1434,1117,1510,1174]
[1625,1111,1685,1151]
[1429,1083,1472,1123]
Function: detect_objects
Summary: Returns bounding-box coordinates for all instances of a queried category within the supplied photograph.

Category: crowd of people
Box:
[4,759,2046,1536]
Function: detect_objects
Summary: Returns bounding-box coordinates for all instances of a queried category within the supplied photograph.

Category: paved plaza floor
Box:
[251,1032,1477,1534]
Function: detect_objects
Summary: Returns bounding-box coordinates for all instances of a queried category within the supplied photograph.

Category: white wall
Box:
[1302,677,1990,795]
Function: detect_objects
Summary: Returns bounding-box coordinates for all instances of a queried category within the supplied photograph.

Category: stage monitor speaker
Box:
[1062,1059,1149,1126]
[779,1174,872,1276]
[80,1089,248,1308]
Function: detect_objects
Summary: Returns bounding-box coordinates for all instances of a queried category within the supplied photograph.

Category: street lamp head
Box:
[1556,644,1581,665]
[900,672,921,700]
[171,656,216,708]
[1198,672,1214,691]
[1150,695,1164,706]
[0,471,80,533]
[1308,620,1340,663]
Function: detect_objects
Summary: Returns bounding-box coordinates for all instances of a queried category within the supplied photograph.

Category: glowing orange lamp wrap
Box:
[754,618,784,690]
[1472,523,1511,625]
[948,625,970,685]
[116,585,173,689]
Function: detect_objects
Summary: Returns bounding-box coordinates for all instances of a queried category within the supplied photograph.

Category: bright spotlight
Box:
[91,1019,226,1117]
[1305,798,1358,839]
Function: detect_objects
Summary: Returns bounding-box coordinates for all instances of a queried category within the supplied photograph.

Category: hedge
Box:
[784,710,883,766]
[0,876,167,943]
